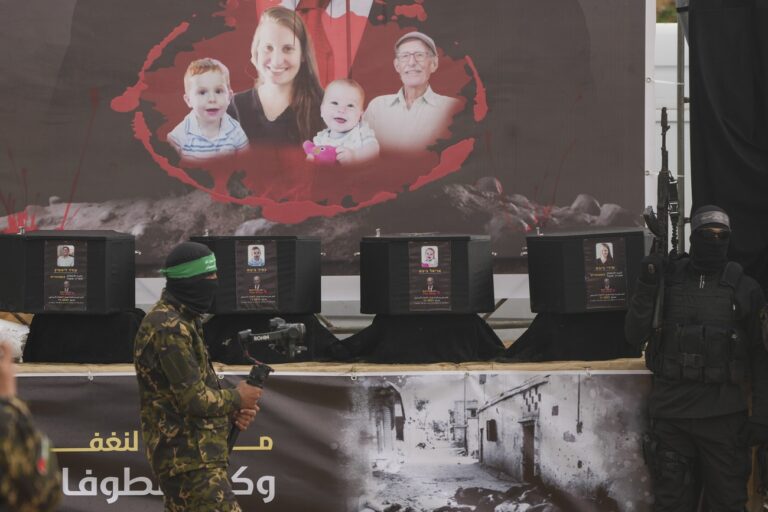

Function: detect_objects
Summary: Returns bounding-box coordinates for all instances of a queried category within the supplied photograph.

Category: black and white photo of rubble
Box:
[343,372,653,512]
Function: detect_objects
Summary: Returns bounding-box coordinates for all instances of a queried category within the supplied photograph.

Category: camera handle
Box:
[227,362,273,454]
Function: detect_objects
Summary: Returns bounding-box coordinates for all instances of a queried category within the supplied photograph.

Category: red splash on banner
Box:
[394,3,427,21]
[464,56,487,121]
[58,87,100,230]
[0,183,38,234]
[259,190,398,224]
[410,138,475,191]
[110,21,191,113]
[132,112,203,190]
[134,109,399,223]
[1,150,39,233]
[215,0,244,27]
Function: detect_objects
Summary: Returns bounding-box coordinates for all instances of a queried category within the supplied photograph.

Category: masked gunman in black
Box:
[626,205,768,510]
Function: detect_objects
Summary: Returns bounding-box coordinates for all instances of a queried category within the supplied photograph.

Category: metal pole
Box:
[676,20,687,254]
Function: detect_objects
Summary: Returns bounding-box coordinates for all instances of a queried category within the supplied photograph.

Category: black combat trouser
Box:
[646,412,750,512]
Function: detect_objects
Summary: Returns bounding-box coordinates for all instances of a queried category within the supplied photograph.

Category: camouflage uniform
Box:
[0,397,61,512]
[134,291,242,511]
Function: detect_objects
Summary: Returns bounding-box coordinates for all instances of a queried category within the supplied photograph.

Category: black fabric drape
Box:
[688,0,768,292]
[504,311,640,362]
[24,310,144,363]
[342,314,505,364]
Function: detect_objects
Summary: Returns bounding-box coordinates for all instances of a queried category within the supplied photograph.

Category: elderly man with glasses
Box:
[364,31,460,154]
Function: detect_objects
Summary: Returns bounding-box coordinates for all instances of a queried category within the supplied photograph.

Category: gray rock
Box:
[570,194,601,215]
[475,176,504,195]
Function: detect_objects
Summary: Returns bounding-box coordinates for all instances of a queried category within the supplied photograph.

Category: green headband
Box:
[160,254,217,279]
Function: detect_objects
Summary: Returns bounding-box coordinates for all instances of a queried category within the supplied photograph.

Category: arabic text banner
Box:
[18,370,654,511]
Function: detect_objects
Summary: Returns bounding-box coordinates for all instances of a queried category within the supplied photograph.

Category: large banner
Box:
[19,370,653,511]
[0,0,645,274]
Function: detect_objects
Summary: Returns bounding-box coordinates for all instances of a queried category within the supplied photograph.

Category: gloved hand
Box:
[639,254,665,285]
[739,420,768,446]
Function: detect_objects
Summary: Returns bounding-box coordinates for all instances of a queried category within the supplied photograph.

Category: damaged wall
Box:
[478,372,652,508]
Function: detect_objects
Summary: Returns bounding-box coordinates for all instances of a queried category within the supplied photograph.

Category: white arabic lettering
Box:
[62,467,163,502]
[231,466,253,495]
[100,476,120,504]
[62,467,274,503]
[256,475,276,503]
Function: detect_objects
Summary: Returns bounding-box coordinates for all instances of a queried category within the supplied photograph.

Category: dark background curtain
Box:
[689,0,768,293]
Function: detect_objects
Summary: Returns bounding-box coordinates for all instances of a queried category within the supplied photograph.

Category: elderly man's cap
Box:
[394,31,437,56]
[691,205,730,231]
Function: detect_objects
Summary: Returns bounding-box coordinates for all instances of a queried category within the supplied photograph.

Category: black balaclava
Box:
[162,242,218,314]
[689,205,730,274]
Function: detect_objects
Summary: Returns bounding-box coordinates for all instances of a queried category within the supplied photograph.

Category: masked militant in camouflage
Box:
[134,242,261,511]
[0,341,61,512]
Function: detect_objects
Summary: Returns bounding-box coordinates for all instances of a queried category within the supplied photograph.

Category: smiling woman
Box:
[227,6,324,146]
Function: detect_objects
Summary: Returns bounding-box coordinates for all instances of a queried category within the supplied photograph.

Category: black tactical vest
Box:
[647,259,748,384]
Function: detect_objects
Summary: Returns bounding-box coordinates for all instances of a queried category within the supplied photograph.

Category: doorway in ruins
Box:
[521,420,535,481]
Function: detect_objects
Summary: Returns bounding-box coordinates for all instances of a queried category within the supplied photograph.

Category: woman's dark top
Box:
[228,88,300,145]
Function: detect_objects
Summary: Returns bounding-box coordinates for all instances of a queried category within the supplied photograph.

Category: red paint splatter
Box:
[58,87,100,230]
[1,202,38,234]
[110,21,190,113]
[394,4,427,21]
[464,56,487,121]
[133,112,206,190]
[215,0,242,27]
[410,138,475,191]
[135,103,400,223]
[1,151,39,233]
[259,190,398,224]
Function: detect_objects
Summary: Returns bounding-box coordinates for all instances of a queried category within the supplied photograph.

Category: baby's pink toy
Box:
[303,141,337,164]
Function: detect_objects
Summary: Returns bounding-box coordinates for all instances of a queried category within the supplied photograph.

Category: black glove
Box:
[639,254,664,285]
[739,420,768,447]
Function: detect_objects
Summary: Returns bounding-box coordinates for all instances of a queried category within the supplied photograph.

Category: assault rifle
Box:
[642,108,680,357]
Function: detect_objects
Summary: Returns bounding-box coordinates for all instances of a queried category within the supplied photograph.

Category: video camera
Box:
[227,318,305,453]
[237,317,307,361]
